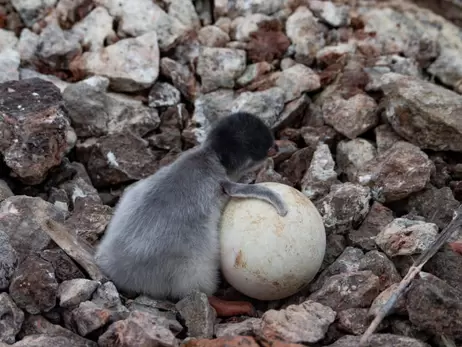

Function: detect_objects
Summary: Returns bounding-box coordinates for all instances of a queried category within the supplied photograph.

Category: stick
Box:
[359,206,462,346]
[41,218,107,282]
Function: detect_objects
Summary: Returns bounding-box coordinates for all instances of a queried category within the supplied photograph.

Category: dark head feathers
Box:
[205,112,275,174]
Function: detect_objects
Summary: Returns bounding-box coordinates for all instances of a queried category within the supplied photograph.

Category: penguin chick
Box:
[94,112,288,300]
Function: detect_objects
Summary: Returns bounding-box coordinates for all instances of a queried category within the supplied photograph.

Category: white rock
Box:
[148,82,181,108]
[72,6,115,51]
[232,14,271,41]
[167,0,201,31]
[95,0,186,51]
[73,32,160,92]
[308,0,350,27]
[0,49,20,83]
[214,0,287,18]
[337,139,377,181]
[275,64,321,102]
[0,29,18,52]
[198,25,230,47]
[220,182,326,301]
[17,29,39,64]
[11,0,57,27]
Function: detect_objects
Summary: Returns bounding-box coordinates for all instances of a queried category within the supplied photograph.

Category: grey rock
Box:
[0,230,18,290]
[231,87,285,128]
[0,293,24,344]
[336,308,380,335]
[71,32,160,92]
[160,57,198,101]
[198,25,230,47]
[272,94,311,131]
[428,48,462,93]
[315,183,371,234]
[98,310,180,347]
[301,143,339,201]
[96,0,186,51]
[374,123,404,154]
[37,22,82,69]
[0,196,66,253]
[0,180,13,203]
[275,64,321,102]
[0,29,18,50]
[175,291,216,338]
[40,248,85,283]
[0,48,20,83]
[355,141,433,203]
[308,0,350,27]
[390,319,430,342]
[91,281,129,320]
[407,273,462,339]
[167,0,200,31]
[322,94,378,139]
[258,300,336,344]
[16,29,39,65]
[149,82,181,108]
[10,0,57,27]
[326,333,430,347]
[9,255,58,314]
[381,72,462,152]
[196,47,246,93]
[255,158,293,186]
[215,318,261,337]
[13,334,98,347]
[320,234,347,270]
[337,139,377,182]
[19,68,70,92]
[423,245,462,293]
[375,218,438,257]
[309,271,381,311]
[214,0,286,18]
[0,78,75,184]
[71,301,112,336]
[58,279,100,308]
[358,250,401,291]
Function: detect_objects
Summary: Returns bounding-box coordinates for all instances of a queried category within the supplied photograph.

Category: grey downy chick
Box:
[94,112,288,300]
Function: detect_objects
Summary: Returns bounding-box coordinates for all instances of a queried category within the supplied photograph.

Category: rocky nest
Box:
[1,0,462,346]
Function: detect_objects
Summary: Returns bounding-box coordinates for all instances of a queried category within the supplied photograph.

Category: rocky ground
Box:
[1,0,462,346]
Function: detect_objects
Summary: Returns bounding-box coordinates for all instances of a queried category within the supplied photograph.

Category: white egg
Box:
[219,182,326,301]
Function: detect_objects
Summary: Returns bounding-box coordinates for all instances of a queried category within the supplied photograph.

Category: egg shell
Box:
[219,182,326,301]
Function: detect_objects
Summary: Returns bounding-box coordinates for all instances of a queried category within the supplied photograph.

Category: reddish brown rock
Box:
[246,20,290,63]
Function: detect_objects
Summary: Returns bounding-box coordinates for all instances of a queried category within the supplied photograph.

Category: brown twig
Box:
[359,206,462,346]
[41,218,107,282]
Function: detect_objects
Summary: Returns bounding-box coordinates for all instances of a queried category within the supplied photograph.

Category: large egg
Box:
[219,182,326,301]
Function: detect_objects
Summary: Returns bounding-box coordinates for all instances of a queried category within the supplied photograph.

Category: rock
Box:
[285,6,326,65]
[91,281,129,319]
[58,279,100,308]
[427,48,462,93]
[300,125,338,149]
[315,183,371,234]
[71,6,115,52]
[309,271,381,311]
[390,319,429,342]
[0,230,17,290]
[214,0,287,18]
[192,89,236,142]
[406,186,460,230]
[231,87,285,128]
[337,308,373,335]
[423,245,462,293]
[232,14,271,41]
[374,124,404,154]
[236,62,273,87]
[175,291,216,338]
[147,104,185,152]
[198,25,230,47]
[196,47,246,93]
[55,0,93,26]
[0,196,66,253]
[10,0,57,27]
[272,94,311,131]
[321,234,348,270]
[148,82,181,108]
[369,283,407,317]
[316,43,356,67]
[275,64,321,103]
[0,180,13,203]
[301,143,338,201]
[98,310,180,347]
[255,158,293,186]
[0,48,20,83]
[40,248,85,283]
[37,22,81,69]
[259,300,336,344]
[18,314,97,346]
[71,32,160,92]
[375,218,438,257]
[0,293,24,344]
[381,72,462,152]
[13,334,98,347]
[160,57,198,101]
[406,273,462,338]
[310,247,364,293]
[278,147,315,186]
[184,336,260,347]
[95,0,186,51]
[355,141,433,203]
[322,94,378,139]
[308,0,350,27]
[0,29,18,50]
[166,0,200,32]
[337,139,377,181]
[18,68,70,92]
[326,334,430,347]
[358,250,401,290]
[0,78,75,185]
[215,318,261,337]
[9,255,58,314]
[76,132,163,188]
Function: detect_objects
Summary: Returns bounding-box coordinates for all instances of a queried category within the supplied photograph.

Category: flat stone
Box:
[355,141,433,203]
[309,271,381,311]
[258,300,336,344]
[381,72,462,152]
[196,47,246,93]
[9,255,58,314]
[0,78,75,184]
[71,32,160,92]
[58,279,100,308]
[175,291,216,338]
[375,218,438,257]
[0,292,24,344]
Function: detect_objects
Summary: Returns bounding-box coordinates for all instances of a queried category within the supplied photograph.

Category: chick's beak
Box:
[267,143,279,157]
